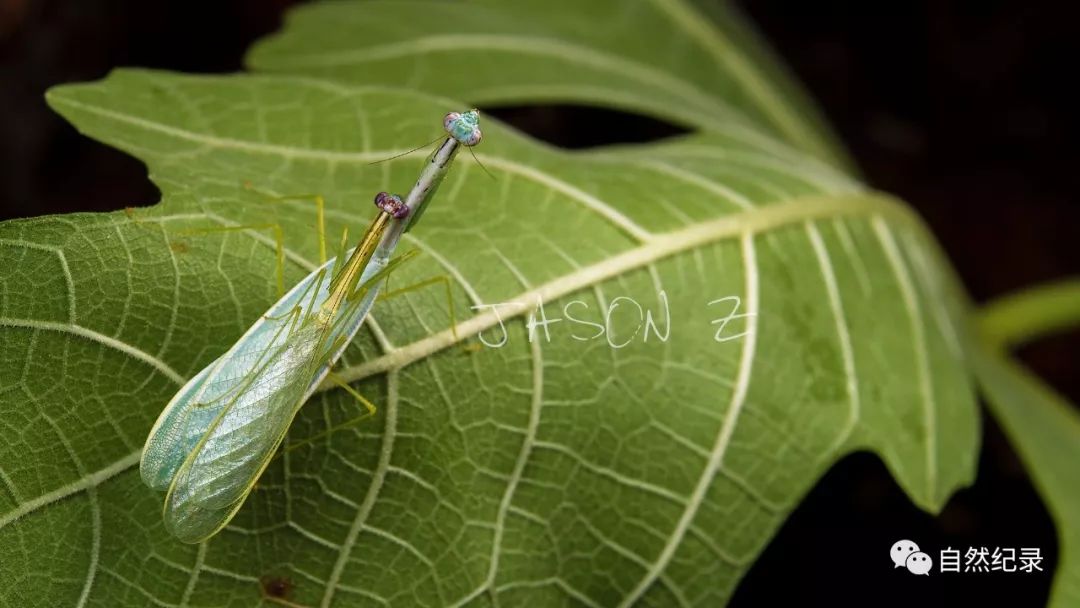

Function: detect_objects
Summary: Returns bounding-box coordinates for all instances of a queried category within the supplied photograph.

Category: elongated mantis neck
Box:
[321,133,466,318]
[377,136,462,256]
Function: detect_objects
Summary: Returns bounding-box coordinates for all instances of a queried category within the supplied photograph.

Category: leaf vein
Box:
[616,231,759,607]
[805,222,860,455]
[873,218,938,499]
[0,318,185,385]
[321,371,399,608]
[328,193,912,387]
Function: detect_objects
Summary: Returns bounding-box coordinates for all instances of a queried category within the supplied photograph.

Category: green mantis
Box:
[140,110,483,543]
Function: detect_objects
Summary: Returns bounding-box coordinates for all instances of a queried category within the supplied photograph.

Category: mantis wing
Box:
[156,254,394,543]
[140,249,368,491]
[162,320,327,542]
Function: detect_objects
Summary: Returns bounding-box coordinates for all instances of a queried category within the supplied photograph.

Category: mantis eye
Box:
[444,110,483,147]
[373,192,409,218]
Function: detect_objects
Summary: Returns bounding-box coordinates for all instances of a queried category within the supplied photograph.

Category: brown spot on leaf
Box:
[262,575,291,597]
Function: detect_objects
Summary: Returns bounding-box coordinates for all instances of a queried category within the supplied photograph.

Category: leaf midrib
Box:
[330,191,917,385]
[0,190,917,534]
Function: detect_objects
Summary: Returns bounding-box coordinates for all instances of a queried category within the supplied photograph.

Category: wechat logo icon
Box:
[891,539,933,575]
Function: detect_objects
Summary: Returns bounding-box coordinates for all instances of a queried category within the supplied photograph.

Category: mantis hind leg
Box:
[172,222,289,296]
[164,186,332,297]
[352,249,460,340]
[124,209,298,299]
[241,183,328,265]
[122,207,292,296]
[277,372,378,457]
[378,273,460,340]
[278,265,464,453]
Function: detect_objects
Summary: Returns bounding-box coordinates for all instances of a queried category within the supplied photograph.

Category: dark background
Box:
[0,1,1076,606]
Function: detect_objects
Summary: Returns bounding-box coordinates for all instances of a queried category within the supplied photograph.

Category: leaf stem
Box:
[978,277,1080,350]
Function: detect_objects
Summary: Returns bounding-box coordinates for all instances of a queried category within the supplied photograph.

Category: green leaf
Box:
[974,281,1080,608]
[972,350,1080,607]
[1,1,983,606]
[247,0,852,170]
